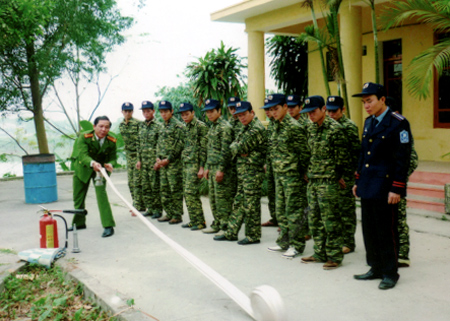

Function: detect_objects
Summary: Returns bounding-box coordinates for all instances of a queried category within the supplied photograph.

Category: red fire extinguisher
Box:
[40,212,59,248]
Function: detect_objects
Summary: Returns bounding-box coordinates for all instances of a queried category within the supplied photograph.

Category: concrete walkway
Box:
[1,171,450,321]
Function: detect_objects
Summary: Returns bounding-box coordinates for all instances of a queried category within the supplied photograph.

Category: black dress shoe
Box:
[379,277,398,290]
[102,227,114,238]
[238,237,260,245]
[354,270,382,280]
[214,234,237,241]
[68,224,86,232]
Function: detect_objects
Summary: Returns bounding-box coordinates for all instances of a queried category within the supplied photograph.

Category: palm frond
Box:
[406,38,450,99]
[382,0,450,32]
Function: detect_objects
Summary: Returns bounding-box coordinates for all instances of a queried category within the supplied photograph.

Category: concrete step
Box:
[407,198,445,214]
[407,183,445,199]
[409,170,450,186]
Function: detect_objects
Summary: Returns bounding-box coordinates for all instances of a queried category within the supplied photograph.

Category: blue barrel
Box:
[22,154,58,204]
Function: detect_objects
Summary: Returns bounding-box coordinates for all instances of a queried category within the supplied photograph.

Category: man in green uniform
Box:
[265,94,310,258]
[202,99,234,234]
[136,101,163,219]
[71,116,117,238]
[214,101,267,245]
[179,102,208,230]
[226,96,240,208]
[286,94,310,240]
[154,100,185,224]
[386,96,418,267]
[326,96,360,254]
[119,102,144,213]
[300,96,347,270]
[261,101,278,227]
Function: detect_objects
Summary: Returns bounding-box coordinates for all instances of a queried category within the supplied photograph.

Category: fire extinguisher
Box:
[38,206,88,249]
[40,212,59,248]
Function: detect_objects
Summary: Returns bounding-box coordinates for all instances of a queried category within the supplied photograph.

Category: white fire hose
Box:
[100,168,287,321]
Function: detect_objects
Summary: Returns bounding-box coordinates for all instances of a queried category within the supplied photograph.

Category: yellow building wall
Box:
[308,8,448,162]
[361,10,448,162]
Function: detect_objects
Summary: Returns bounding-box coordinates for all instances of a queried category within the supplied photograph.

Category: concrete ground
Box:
[1,169,450,321]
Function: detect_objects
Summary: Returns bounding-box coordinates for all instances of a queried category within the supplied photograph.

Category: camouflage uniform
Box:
[399,142,419,264]
[119,117,144,210]
[306,116,347,264]
[182,117,208,226]
[205,116,234,231]
[138,118,163,216]
[265,118,277,223]
[228,116,241,198]
[294,114,311,238]
[336,114,360,251]
[156,117,185,220]
[270,114,310,252]
[225,117,267,241]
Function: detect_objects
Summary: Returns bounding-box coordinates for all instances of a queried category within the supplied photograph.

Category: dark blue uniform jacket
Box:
[355,109,412,199]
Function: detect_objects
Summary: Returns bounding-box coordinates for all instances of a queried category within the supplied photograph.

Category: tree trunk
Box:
[26,41,50,154]
[333,11,350,119]
[310,5,331,96]
[371,2,380,84]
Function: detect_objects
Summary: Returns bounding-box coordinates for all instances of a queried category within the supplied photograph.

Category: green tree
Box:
[186,41,247,118]
[266,35,308,98]
[301,0,331,96]
[364,0,380,83]
[0,0,133,154]
[382,0,450,99]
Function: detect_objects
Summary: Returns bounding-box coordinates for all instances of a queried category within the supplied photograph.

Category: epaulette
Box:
[84,133,94,138]
[107,136,117,143]
[392,112,405,121]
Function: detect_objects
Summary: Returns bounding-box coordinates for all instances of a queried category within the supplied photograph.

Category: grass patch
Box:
[0,264,116,320]
[0,248,17,255]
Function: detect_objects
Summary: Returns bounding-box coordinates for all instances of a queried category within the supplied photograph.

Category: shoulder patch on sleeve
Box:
[392,112,405,121]
[84,133,94,138]
[106,136,117,143]
[400,130,409,143]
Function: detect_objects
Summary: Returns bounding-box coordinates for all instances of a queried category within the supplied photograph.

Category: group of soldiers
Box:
[118,82,416,277]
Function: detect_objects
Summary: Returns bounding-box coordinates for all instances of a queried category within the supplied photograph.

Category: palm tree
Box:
[186,41,247,117]
[266,35,308,98]
[364,0,380,83]
[301,0,331,96]
[382,0,450,99]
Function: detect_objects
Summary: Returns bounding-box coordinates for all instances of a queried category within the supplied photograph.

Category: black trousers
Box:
[361,198,399,279]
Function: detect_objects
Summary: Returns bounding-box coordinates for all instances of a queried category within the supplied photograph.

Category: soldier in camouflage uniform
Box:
[119,102,144,212]
[386,97,419,267]
[154,100,186,224]
[136,101,163,219]
[202,99,234,234]
[226,97,240,203]
[300,96,347,270]
[179,102,208,230]
[286,94,310,239]
[326,96,360,254]
[264,94,310,258]
[214,101,267,245]
[261,104,278,227]
[398,143,418,267]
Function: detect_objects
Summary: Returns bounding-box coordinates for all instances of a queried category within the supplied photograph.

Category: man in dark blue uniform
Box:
[352,83,412,290]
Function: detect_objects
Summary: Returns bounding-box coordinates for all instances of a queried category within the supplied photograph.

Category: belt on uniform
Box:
[308,177,336,184]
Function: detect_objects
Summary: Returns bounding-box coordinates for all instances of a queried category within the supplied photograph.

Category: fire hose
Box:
[99,168,287,321]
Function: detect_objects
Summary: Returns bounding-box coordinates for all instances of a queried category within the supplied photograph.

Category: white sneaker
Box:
[215,230,225,236]
[282,246,300,258]
[267,245,285,252]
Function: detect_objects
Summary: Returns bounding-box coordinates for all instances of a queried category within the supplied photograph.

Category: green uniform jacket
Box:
[270,114,310,175]
[337,115,360,174]
[182,117,208,167]
[230,117,267,168]
[307,116,347,180]
[156,116,185,163]
[119,118,141,153]
[138,118,162,163]
[73,131,117,183]
[205,116,233,172]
